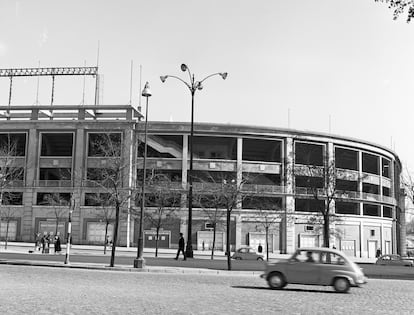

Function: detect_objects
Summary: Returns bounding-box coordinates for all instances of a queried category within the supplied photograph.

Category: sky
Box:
[1,0,414,173]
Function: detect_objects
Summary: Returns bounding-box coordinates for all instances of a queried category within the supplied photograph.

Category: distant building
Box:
[0,105,404,257]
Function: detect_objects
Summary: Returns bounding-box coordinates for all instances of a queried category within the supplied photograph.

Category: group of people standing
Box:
[35,232,62,254]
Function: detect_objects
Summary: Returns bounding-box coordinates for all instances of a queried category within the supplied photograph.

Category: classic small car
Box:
[261,247,367,293]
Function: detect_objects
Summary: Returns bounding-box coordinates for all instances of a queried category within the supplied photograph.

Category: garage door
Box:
[0,221,17,241]
[87,222,114,243]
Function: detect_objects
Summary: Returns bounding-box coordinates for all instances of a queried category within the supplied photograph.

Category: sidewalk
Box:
[0,242,264,276]
[0,241,377,275]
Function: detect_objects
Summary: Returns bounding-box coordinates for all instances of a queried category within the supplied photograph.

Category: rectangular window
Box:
[242,138,282,162]
[335,147,358,170]
[39,168,71,180]
[85,193,113,206]
[138,134,182,158]
[362,152,379,175]
[192,136,237,160]
[88,133,122,157]
[336,179,358,192]
[382,186,390,197]
[295,199,324,212]
[1,192,23,205]
[363,183,379,195]
[245,173,281,186]
[363,204,380,217]
[295,176,324,188]
[37,193,71,206]
[41,133,73,157]
[336,201,359,215]
[383,206,393,218]
[0,133,26,156]
[382,158,391,178]
[295,142,324,166]
[370,230,375,237]
[242,196,282,210]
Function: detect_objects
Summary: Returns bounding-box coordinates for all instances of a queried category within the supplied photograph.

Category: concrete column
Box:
[22,129,39,241]
[236,137,243,209]
[123,128,134,247]
[181,135,188,207]
[360,221,365,258]
[72,128,85,244]
[327,142,336,246]
[235,214,242,249]
[284,137,295,253]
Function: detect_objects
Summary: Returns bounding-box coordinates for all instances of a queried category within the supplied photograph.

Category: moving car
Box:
[375,254,413,267]
[232,247,264,261]
[261,247,367,293]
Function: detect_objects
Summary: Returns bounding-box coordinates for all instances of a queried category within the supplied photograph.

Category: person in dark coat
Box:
[54,234,62,254]
[175,233,186,260]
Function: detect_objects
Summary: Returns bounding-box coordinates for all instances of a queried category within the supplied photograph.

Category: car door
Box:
[285,250,320,284]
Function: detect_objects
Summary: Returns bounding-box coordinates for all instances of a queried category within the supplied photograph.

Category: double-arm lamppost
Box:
[134,82,152,268]
[160,64,227,258]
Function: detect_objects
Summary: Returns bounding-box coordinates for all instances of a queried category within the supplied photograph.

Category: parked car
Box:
[232,247,264,261]
[261,247,367,293]
[375,254,413,267]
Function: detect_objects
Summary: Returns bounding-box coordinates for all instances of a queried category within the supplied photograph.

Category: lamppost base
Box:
[185,246,194,258]
[133,257,146,268]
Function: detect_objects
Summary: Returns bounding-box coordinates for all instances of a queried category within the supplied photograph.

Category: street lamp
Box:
[160,64,227,258]
[134,82,152,268]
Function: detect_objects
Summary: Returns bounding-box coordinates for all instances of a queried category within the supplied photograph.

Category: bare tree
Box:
[87,192,115,254]
[136,173,180,257]
[86,133,130,267]
[43,193,69,236]
[375,0,414,22]
[297,152,342,248]
[194,172,247,270]
[0,135,24,249]
[249,197,284,261]
[0,197,18,250]
[196,191,226,260]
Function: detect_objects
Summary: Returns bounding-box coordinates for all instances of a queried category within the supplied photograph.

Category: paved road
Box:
[1,265,413,315]
[1,251,414,280]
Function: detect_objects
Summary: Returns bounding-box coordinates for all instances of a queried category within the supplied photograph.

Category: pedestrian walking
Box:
[35,232,41,251]
[175,233,186,260]
[41,233,47,253]
[54,234,62,254]
[258,243,263,254]
[376,248,382,258]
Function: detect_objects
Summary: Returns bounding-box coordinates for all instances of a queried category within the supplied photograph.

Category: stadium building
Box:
[0,103,404,258]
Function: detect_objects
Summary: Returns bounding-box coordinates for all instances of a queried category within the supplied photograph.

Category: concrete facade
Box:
[0,105,404,257]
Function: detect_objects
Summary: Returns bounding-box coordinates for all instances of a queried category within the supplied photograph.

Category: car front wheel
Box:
[333,277,350,293]
[267,272,286,290]
[257,257,264,261]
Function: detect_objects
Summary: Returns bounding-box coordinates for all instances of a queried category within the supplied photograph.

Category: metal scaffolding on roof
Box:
[0,66,98,77]
[0,66,100,118]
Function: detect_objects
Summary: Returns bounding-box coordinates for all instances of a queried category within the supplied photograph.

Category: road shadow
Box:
[232,285,339,294]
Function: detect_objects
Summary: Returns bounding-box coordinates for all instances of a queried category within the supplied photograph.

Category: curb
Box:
[0,259,261,276]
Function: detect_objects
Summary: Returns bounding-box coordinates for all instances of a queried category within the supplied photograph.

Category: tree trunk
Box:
[323,214,330,248]
[110,204,120,267]
[155,227,159,257]
[265,226,269,262]
[55,219,59,236]
[104,222,109,255]
[5,220,9,250]
[211,224,216,260]
[226,210,231,271]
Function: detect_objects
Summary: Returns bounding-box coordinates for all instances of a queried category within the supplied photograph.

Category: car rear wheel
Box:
[333,277,350,293]
[234,257,241,260]
[257,257,264,261]
[267,272,286,290]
